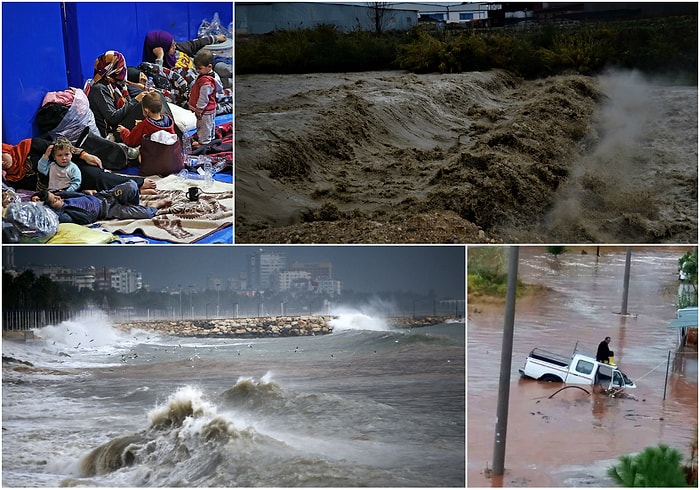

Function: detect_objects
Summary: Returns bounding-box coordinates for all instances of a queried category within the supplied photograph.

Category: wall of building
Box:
[235,2,418,34]
[2,2,232,144]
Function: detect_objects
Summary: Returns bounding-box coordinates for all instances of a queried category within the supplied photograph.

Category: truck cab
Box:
[594,362,635,390]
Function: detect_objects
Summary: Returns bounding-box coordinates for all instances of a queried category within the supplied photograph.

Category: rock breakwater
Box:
[387,316,462,328]
[115,316,334,338]
[114,315,462,338]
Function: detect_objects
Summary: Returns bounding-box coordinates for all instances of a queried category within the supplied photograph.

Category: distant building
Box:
[21,265,96,290]
[247,249,286,291]
[228,275,246,291]
[287,261,333,280]
[4,247,15,272]
[314,278,342,296]
[392,2,695,27]
[391,2,492,24]
[109,268,143,294]
[14,264,142,293]
[235,2,419,34]
[207,275,225,291]
[491,3,696,27]
[274,270,312,291]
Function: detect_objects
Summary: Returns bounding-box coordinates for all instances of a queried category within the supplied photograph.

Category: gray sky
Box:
[6,245,465,297]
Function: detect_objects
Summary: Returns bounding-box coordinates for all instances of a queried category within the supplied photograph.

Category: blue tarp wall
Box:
[2,2,232,145]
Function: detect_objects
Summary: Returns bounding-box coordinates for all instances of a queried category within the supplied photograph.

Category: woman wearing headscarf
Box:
[141,31,232,115]
[85,51,148,139]
[142,30,226,71]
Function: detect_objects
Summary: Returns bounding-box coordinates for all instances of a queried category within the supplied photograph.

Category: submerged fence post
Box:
[492,246,519,477]
[621,247,632,315]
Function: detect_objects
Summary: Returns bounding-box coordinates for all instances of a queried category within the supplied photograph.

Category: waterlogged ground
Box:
[235,70,697,244]
[467,247,698,487]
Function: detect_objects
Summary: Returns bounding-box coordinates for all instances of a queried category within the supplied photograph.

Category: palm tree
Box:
[607,444,688,487]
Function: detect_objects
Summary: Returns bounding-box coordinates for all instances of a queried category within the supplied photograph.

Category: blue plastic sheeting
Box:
[2,3,68,143]
[116,226,232,244]
[2,1,231,145]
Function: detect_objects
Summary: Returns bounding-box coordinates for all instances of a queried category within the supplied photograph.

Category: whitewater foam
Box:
[3,312,152,369]
[329,310,390,331]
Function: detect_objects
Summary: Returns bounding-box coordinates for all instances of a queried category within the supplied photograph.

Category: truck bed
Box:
[528,348,570,368]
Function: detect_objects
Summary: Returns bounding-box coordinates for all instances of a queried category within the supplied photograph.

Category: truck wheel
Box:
[540,374,562,383]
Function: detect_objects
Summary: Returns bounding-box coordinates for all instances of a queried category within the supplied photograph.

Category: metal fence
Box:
[2,310,74,331]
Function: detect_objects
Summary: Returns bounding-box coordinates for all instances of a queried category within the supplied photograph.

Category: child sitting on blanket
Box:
[37,136,82,192]
[34,180,171,225]
[117,92,175,148]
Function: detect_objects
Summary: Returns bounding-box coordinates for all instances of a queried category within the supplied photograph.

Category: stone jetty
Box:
[115,316,334,338]
[388,316,461,328]
[113,315,461,338]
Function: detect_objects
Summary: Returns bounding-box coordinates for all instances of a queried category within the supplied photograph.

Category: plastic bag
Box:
[48,88,100,142]
[4,201,59,243]
[198,12,230,37]
[2,184,22,208]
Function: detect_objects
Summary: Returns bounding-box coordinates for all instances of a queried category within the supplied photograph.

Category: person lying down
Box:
[33,180,170,225]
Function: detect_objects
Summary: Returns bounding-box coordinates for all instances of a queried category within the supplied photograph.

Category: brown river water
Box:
[236,70,696,244]
[468,246,698,487]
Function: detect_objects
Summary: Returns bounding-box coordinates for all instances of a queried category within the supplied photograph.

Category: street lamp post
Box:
[189,285,193,319]
[216,282,220,318]
[178,284,182,320]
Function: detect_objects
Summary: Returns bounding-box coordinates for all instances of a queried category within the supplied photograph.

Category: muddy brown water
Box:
[235,70,697,244]
[468,247,698,487]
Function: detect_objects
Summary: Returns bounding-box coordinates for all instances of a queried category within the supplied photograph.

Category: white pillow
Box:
[169,104,197,134]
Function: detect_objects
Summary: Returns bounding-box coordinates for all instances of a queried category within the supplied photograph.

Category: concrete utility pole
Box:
[621,247,632,315]
[492,246,519,476]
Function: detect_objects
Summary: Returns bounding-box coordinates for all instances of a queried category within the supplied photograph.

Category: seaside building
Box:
[247,249,286,291]
[109,268,144,294]
[287,261,333,280]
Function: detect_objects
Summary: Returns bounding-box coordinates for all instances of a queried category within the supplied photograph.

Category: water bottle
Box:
[182,133,191,159]
[145,77,155,91]
[213,159,227,174]
[177,169,188,183]
[201,157,213,189]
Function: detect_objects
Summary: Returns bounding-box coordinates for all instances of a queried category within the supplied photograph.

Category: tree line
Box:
[236,15,697,81]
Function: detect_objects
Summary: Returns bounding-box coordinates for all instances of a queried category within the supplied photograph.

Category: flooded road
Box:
[468,246,698,487]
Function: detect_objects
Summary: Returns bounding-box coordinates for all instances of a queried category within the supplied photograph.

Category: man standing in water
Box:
[596,336,614,363]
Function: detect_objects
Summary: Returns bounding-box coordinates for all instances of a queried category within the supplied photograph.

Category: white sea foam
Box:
[329,309,390,331]
[3,311,149,369]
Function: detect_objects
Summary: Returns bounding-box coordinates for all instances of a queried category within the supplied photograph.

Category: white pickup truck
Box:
[519,347,636,389]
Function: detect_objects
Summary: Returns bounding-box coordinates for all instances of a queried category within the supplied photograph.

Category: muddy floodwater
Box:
[235,70,697,244]
[468,247,698,487]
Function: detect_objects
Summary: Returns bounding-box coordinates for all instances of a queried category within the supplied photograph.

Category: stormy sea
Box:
[2,312,465,487]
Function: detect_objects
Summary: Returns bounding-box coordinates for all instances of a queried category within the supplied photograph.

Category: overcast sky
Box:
[6,246,465,297]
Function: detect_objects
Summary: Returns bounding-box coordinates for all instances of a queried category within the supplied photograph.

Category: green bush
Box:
[396,29,447,73]
[236,16,697,80]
